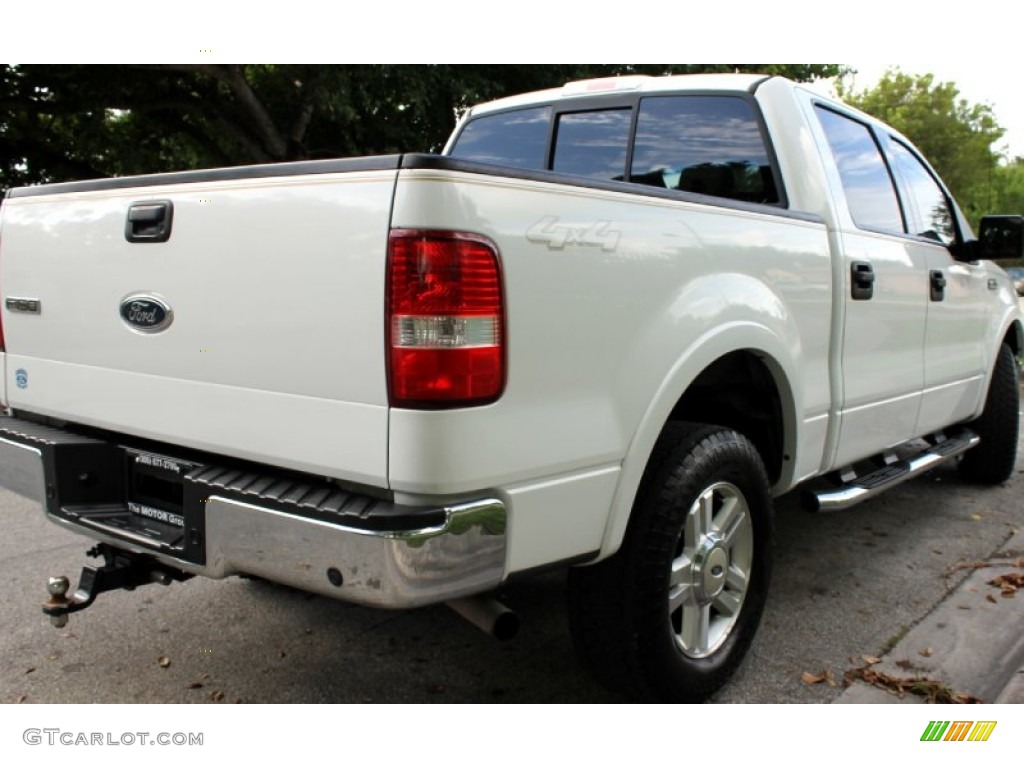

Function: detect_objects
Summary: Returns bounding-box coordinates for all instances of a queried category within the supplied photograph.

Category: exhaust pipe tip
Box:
[447,596,519,641]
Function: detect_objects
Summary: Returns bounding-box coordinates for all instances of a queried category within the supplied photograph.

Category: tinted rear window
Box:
[449,106,551,170]
[630,96,778,204]
[552,109,632,181]
[449,95,784,207]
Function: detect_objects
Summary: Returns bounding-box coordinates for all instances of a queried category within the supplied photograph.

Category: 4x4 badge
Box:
[527,216,621,252]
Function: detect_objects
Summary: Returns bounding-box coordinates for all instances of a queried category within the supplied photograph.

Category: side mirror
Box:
[976,215,1024,260]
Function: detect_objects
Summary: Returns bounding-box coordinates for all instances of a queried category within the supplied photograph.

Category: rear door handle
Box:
[125,200,173,243]
[851,261,875,300]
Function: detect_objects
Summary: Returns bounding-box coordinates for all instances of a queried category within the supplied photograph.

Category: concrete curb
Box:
[837,529,1024,704]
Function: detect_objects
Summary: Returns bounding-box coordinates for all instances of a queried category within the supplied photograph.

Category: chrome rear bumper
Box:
[0,414,506,609]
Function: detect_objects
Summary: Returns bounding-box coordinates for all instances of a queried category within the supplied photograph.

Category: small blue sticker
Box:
[15,368,28,389]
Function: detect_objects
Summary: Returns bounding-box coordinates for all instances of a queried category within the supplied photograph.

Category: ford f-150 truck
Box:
[1,73,1022,702]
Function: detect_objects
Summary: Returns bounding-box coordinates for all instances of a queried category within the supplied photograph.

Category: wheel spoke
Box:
[715,494,748,548]
[681,603,710,653]
[686,488,714,545]
[725,562,748,592]
[668,582,693,614]
[713,588,742,617]
[669,553,693,587]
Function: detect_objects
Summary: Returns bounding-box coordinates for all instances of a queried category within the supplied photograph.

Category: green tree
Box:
[1,64,842,193]
[839,69,1004,226]
[990,157,1024,214]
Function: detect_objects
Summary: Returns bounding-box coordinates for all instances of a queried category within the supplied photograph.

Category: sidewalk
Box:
[837,529,1024,704]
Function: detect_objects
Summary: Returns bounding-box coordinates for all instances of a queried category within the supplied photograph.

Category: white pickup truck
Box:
[1,73,1022,702]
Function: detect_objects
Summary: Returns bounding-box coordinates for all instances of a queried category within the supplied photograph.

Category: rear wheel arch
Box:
[667,351,789,485]
[599,340,798,561]
[1004,320,1022,358]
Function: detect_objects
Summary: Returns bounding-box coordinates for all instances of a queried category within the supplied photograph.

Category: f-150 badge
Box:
[119,294,173,333]
[527,216,621,252]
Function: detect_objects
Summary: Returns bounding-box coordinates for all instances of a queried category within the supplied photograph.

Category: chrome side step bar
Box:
[803,430,980,512]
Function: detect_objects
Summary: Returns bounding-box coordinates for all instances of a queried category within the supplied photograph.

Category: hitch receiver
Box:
[43,545,192,628]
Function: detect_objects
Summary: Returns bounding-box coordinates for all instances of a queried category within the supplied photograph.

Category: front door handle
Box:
[125,200,174,243]
[851,261,875,300]
[930,269,946,301]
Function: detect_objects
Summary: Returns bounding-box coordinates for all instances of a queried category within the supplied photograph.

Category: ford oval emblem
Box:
[119,294,173,333]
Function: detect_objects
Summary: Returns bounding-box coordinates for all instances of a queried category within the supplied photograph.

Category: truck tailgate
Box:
[0,159,398,487]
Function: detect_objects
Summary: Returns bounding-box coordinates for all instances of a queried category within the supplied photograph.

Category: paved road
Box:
[2,424,1022,703]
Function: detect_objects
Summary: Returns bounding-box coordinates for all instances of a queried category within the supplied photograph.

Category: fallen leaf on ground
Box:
[157,656,171,669]
[25,667,35,675]
[199,672,211,680]
[987,594,999,603]
[919,647,933,657]
[17,694,27,704]
[800,671,826,685]
[186,682,203,690]
[989,573,1024,590]
[1002,589,1016,598]
[209,690,225,702]
[946,559,1024,576]
[971,513,983,521]
[861,655,881,665]
[845,664,982,703]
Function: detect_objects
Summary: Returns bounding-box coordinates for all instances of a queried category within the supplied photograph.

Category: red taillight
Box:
[387,229,505,408]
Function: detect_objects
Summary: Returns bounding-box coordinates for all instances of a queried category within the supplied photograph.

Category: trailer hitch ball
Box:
[41,546,195,629]
[46,576,70,628]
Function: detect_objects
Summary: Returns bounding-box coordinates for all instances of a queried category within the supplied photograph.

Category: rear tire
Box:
[959,343,1019,484]
[567,423,774,702]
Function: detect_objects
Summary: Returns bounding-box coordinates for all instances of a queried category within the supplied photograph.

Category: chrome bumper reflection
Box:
[203,496,507,608]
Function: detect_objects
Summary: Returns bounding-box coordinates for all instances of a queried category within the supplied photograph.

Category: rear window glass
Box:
[630,96,779,204]
[449,106,551,170]
[552,109,632,181]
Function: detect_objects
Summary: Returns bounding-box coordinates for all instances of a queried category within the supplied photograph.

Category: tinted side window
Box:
[449,106,551,170]
[815,107,904,233]
[888,139,955,246]
[631,96,779,204]
[552,109,631,181]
